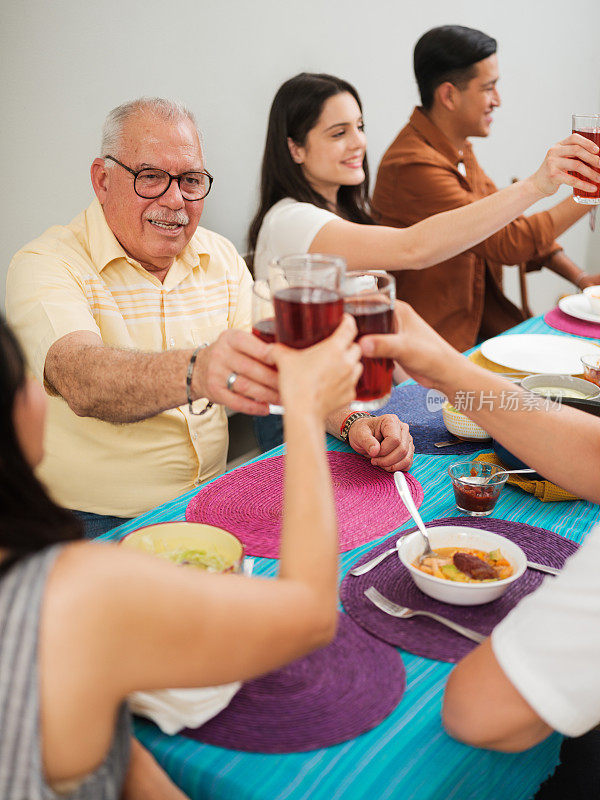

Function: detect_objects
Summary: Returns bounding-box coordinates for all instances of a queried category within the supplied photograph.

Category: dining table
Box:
[102,312,600,800]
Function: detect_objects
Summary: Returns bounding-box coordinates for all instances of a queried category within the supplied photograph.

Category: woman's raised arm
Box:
[311,133,600,271]
[358,301,600,503]
[39,316,362,785]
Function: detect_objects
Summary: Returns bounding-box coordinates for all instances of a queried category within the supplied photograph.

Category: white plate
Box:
[480,333,598,375]
[558,293,600,324]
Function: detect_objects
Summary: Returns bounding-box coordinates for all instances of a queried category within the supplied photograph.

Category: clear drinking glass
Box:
[581,353,600,388]
[268,254,346,349]
[344,270,395,411]
[572,114,600,204]
[448,461,509,517]
[251,279,283,415]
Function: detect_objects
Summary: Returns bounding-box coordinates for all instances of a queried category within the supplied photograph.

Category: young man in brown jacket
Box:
[372,25,597,351]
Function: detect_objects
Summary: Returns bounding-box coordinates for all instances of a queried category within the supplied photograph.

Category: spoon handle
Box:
[505,468,536,475]
[394,472,428,538]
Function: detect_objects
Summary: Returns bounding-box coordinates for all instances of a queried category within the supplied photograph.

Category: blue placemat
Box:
[375,383,490,456]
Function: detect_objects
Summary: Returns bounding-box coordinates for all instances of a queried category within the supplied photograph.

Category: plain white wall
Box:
[2,0,599,314]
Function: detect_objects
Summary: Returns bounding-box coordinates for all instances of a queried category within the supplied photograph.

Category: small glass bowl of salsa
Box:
[581,354,600,388]
[448,461,509,517]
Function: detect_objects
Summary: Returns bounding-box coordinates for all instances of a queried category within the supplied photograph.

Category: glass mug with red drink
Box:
[252,279,277,344]
[268,254,346,350]
[572,114,600,205]
[251,279,283,414]
[343,270,395,411]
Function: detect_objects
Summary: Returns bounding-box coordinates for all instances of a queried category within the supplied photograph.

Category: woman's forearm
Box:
[400,179,544,270]
[314,180,544,272]
[278,404,338,606]
[437,359,600,503]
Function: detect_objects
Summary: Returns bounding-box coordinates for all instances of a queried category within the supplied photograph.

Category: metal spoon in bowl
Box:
[394,471,438,563]
[483,468,536,484]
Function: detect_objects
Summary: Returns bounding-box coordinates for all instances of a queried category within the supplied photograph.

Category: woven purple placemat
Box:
[186,452,424,558]
[544,307,600,339]
[375,383,488,455]
[340,517,579,663]
[183,612,405,753]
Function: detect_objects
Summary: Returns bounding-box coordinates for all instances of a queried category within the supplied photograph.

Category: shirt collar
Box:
[86,198,210,275]
[409,107,472,169]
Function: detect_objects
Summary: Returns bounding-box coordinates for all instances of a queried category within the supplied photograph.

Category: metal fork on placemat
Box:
[364,587,486,644]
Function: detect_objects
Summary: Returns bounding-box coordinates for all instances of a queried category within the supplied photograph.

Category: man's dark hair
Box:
[414,26,497,110]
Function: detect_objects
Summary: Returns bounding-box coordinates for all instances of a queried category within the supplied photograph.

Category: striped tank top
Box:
[0,545,131,799]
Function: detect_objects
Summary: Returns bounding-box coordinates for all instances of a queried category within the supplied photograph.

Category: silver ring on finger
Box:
[226,372,238,392]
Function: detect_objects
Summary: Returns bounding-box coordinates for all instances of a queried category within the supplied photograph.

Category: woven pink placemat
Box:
[544,307,600,339]
[186,452,424,558]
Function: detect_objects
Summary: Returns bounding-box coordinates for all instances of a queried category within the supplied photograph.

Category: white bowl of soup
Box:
[398,525,527,606]
[520,373,600,401]
[120,521,244,573]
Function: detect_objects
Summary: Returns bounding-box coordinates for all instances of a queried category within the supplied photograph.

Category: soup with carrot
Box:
[413,547,512,583]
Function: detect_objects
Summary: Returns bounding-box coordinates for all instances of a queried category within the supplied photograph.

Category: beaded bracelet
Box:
[340,411,372,441]
[187,344,213,416]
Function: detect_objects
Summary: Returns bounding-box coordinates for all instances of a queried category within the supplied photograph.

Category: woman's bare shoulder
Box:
[44,539,183,613]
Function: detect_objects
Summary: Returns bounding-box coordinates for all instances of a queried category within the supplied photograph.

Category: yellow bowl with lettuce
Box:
[120,521,244,573]
[442,401,491,441]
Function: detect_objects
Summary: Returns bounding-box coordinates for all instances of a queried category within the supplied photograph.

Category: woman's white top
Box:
[492,523,600,736]
[253,198,337,279]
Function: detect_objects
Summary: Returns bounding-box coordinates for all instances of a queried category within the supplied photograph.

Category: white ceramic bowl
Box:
[583,286,600,316]
[398,525,527,606]
[521,373,600,400]
[442,401,491,441]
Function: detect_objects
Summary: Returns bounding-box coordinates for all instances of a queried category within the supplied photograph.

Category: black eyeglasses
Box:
[104,155,213,201]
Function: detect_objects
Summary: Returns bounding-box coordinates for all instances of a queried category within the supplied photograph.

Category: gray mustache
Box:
[145,212,189,225]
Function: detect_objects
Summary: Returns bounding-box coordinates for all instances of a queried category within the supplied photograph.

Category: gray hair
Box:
[100,97,205,161]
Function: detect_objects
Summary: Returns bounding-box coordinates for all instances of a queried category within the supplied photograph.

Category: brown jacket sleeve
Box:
[373,160,561,267]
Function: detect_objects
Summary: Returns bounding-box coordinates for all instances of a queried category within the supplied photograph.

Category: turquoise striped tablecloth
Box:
[103,314,600,799]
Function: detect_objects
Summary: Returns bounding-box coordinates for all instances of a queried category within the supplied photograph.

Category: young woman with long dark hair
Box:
[248,72,599,278]
[0,314,361,799]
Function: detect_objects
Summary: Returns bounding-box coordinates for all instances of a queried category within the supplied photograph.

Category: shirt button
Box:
[192,432,198,440]
[169,337,175,348]
[194,478,201,486]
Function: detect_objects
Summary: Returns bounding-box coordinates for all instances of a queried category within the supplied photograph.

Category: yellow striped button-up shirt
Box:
[6,199,252,517]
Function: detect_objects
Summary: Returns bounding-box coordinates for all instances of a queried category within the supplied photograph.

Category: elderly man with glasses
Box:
[5,97,280,537]
[6,96,413,538]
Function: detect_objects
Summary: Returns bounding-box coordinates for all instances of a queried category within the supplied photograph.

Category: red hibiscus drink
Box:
[269,254,346,349]
[572,114,600,204]
[344,271,395,411]
[251,279,283,413]
[252,318,276,345]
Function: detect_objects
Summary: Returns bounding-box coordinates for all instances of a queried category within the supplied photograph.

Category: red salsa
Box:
[452,476,501,513]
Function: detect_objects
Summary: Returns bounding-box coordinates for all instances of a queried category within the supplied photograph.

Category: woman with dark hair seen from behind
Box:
[0,313,361,799]
[248,72,599,278]
[0,322,81,569]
